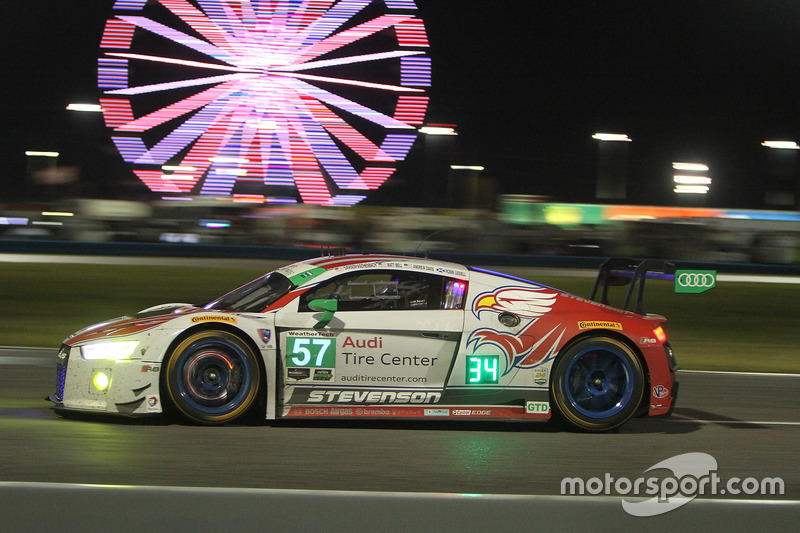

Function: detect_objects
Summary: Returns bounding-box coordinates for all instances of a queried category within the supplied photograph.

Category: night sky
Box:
[3,1,800,208]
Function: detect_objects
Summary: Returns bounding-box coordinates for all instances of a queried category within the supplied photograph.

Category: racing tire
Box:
[551,336,645,432]
[164,330,262,425]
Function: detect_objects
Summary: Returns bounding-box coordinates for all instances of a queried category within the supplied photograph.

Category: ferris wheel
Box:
[98,0,431,205]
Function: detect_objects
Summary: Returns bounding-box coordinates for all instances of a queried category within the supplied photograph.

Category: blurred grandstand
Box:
[1,196,798,265]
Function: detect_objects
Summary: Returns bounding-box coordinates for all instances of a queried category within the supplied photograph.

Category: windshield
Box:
[204,272,293,312]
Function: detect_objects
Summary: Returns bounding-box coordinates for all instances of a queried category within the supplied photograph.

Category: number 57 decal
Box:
[287,337,336,368]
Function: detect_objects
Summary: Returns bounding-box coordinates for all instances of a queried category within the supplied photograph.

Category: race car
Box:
[50,254,678,431]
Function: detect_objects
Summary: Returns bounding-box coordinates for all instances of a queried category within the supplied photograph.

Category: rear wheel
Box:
[551,336,644,431]
[164,330,262,424]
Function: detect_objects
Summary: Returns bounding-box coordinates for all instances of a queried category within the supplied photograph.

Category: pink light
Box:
[99,98,134,128]
[271,71,423,93]
[102,0,431,206]
[100,19,136,49]
[396,19,429,47]
[298,15,413,62]
[105,52,259,74]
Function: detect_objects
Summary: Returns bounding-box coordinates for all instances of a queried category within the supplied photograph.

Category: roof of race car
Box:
[275,254,471,287]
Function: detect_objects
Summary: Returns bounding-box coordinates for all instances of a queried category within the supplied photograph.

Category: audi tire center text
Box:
[50,255,679,431]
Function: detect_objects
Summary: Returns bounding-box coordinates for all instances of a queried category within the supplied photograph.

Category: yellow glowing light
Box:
[92,372,110,391]
[419,126,457,136]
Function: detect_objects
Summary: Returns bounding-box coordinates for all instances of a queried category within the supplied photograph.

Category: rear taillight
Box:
[653,325,667,344]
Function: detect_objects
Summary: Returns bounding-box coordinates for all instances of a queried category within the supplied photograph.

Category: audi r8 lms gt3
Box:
[50,255,678,431]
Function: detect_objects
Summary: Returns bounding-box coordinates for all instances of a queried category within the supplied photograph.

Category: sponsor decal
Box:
[313,369,334,381]
[578,321,623,330]
[258,329,271,343]
[308,389,441,404]
[342,336,383,349]
[190,315,237,324]
[526,401,551,414]
[146,396,159,412]
[285,330,335,337]
[675,270,716,294]
[533,368,548,386]
[287,368,311,380]
[652,384,670,399]
[287,405,549,419]
[452,409,492,416]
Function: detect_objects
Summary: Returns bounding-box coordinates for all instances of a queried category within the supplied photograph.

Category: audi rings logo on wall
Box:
[675,270,717,294]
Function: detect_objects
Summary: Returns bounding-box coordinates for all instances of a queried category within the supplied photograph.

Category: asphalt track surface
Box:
[1,347,798,500]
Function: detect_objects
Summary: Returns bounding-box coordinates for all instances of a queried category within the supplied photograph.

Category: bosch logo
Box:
[677,273,715,288]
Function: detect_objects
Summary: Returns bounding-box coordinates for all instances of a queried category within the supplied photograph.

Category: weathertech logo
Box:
[578,321,622,330]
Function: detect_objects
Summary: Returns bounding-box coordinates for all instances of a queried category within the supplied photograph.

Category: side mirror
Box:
[308,299,338,329]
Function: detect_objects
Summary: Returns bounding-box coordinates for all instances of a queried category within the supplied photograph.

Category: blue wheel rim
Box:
[563,346,635,419]
[176,338,253,415]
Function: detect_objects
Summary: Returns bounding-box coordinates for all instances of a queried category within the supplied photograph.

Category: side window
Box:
[299,270,467,312]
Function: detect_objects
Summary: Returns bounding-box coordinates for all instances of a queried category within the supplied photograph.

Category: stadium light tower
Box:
[761,141,799,207]
[672,162,711,195]
[593,133,631,200]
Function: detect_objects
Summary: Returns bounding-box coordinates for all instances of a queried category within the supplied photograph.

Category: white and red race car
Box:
[50,254,678,431]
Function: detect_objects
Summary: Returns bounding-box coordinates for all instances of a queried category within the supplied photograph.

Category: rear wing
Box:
[590,258,676,315]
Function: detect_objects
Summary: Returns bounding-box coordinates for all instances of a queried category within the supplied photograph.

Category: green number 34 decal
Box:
[287,337,336,368]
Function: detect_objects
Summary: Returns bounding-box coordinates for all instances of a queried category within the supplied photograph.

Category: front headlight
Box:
[81,341,140,361]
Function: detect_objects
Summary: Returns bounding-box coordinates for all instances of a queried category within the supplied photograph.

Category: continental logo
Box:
[190,315,238,324]
[578,321,622,330]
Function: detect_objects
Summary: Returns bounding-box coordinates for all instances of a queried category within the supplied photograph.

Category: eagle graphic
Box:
[468,287,565,375]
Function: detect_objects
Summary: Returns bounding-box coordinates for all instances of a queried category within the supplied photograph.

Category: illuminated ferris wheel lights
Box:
[160,174,195,181]
[105,52,262,74]
[162,165,197,172]
[273,50,427,72]
[272,71,424,93]
[101,0,430,205]
[210,157,250,164]
[216,168,249,176]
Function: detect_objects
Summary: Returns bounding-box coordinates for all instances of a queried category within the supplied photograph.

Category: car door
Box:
[274,269,467,410]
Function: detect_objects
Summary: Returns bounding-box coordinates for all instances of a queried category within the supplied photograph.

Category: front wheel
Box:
[164,330,262,424]
[551,336,644,432]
